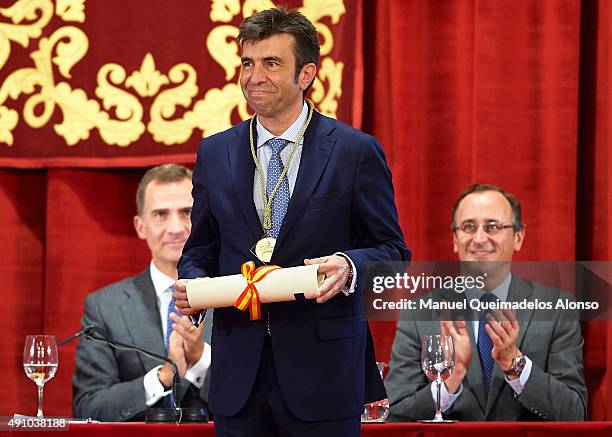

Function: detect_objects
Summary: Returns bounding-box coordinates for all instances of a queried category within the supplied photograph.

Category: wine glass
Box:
[420,334,456,423]
[23,335,58,418]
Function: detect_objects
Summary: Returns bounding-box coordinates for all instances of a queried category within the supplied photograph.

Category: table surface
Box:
[4,421,612,436]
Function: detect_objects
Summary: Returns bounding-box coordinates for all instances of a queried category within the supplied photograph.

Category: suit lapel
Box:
[485,275,535,416]
[120,269,165,370]
[508,276,536,350]
[274,112,336,254]
[228,121,262,242]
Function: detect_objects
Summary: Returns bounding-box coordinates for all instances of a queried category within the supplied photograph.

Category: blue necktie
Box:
[165,287,175,353]
[164,287,176,406]
[478,293,498,395]
[266,138,290,238]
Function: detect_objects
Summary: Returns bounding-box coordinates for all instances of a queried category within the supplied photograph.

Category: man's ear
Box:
[134,215,146,240]
[452,233,459,253]
[513,225,526,252]
[299,63,317,91]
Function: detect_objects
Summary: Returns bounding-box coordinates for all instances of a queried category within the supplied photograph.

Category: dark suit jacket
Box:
[385,275,587,421]
[178,110,410,421]
[72,268,211,421]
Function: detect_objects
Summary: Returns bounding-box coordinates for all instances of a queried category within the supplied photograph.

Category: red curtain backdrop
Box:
[362,0,612,420]
[576,0,612,419]
[1,0,611,421]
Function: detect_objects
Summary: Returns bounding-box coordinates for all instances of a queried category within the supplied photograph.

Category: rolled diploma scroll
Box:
[186,264,324,310]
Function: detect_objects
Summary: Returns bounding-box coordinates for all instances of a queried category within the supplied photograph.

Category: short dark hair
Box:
[237,7,320,95]
[451,183,524,232]
[136,164,192,216]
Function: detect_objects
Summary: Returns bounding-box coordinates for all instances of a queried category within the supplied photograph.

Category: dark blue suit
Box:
[178,110,409,427]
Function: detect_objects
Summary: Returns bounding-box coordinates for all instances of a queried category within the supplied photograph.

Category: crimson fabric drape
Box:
[0,0,610,421]
[1,168,155,416]
[576,0,612,421]
[362,0,611,420]
[0,169,46,415]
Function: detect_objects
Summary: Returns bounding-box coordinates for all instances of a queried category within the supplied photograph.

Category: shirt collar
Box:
[256,101,309,149]
[149,260,175,298]
[465,272,512,302]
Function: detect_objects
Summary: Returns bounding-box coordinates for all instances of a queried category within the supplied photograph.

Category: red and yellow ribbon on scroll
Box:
[234,261,281,320]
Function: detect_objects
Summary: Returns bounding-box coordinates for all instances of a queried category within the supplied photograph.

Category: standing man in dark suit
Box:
[73,164,211,421]
[386,183,587,421]
[173,7,409,436]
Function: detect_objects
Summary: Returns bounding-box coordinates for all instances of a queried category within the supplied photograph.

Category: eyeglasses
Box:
[452,222,516,235]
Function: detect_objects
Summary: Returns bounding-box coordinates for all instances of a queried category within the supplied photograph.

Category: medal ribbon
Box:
[250,100,315,234]
[234,261,281,320]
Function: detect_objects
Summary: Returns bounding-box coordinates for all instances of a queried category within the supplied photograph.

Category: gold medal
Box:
[255,237,276,263]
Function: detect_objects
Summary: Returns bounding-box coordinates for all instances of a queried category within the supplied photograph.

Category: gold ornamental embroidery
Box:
[0,0,346,148]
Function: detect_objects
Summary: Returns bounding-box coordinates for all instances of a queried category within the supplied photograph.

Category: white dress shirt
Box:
[144,260,211,406]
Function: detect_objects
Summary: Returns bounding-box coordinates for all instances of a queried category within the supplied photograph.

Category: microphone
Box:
[60,325,207,423]
[58,325,95,345]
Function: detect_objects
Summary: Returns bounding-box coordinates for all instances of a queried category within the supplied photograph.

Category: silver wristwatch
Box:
[506,354,526,376]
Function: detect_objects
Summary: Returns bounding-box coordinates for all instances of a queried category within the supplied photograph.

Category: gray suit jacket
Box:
[72,268,212,421]
[385,275,587,421]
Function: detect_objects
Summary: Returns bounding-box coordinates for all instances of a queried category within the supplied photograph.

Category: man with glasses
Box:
[385,183,586,421]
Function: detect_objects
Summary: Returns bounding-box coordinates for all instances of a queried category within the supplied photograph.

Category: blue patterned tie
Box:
[165,287,176,353]
[266,138,290,238]
[164,287,176,406]
[478,293,498,395]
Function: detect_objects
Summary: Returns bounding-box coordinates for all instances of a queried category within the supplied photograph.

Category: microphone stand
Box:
[61,326,207,423]
[84,329,182,422]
